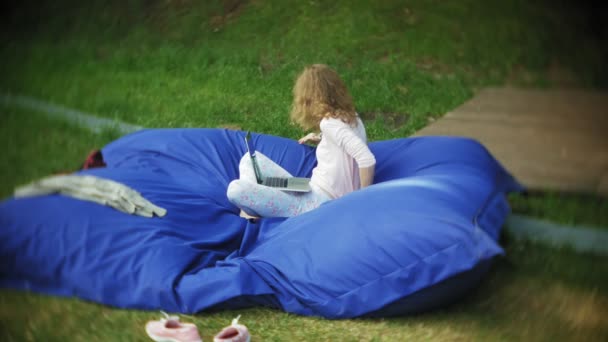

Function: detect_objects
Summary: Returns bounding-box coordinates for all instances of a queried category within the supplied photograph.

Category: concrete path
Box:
[415,87,608,196]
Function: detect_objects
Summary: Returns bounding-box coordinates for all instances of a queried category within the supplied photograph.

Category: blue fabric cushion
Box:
[0,129,521,318]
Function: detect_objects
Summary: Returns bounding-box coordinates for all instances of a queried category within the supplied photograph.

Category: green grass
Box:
[0,107,120,197]
[509,192,608,229]
[1,0,606,139]
[1,0,608,340]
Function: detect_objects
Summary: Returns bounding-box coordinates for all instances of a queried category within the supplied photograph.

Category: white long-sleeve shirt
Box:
[310,116,376,199]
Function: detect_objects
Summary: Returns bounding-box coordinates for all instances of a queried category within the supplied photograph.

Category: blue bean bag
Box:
[0,129,521,318]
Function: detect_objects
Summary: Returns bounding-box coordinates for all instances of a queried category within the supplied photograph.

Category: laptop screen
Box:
[244,131,264,184]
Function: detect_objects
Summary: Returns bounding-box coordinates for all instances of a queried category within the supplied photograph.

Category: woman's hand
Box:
[298,132,322,145]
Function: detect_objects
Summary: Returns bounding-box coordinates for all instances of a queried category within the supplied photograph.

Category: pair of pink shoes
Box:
[145,311,250,342]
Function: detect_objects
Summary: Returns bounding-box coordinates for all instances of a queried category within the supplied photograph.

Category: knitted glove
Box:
[14,175,167,218]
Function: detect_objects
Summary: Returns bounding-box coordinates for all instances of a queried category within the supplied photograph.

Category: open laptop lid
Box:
[244,131,264,184]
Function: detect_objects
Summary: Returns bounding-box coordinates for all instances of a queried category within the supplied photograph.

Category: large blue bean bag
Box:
[0,129,521,318]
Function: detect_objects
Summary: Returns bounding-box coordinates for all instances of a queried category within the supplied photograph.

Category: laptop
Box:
[244,131,311,192]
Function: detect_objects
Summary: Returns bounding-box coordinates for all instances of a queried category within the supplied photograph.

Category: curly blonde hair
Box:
[290,64,357,131]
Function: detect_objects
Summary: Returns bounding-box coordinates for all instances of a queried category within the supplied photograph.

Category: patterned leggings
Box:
[226,152,331,217]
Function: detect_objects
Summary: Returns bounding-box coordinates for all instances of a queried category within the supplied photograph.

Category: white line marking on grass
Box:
[506,214,608,256]
[0,93,143,135]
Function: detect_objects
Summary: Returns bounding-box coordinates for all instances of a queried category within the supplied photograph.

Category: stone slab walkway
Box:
[415,87,608,196]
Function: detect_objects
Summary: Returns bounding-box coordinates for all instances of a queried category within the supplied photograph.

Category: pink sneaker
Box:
[213,315,250,342]
[145,311,202,342]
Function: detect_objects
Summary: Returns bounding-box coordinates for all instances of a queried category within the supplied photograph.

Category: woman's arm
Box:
[320,120,375,165]
[320,119,376,188]
[359,165,375,188]
[298,132,322,145]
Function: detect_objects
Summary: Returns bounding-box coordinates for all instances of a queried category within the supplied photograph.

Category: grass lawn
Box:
[508,192,608,230]
[1,0,607,340]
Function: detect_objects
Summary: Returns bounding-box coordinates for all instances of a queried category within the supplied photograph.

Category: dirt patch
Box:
[506,60,581,87]
[257,50,286,75]
[505,64,541,86]
[416,56,455,79]
[417,57,452,72]
[216,124,242,130]
[500,279,608,337]
[137,0,248,34]
[545,284,608,331]
[141,0,194,33]
[258,53,274,75]
[546,60,581,87]
[360,112,409,132]
[209,0,247,32]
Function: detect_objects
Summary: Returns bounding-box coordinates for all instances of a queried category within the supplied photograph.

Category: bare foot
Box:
[239,210,259,220]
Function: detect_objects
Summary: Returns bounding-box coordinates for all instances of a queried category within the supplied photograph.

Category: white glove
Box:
[14,175,167,218]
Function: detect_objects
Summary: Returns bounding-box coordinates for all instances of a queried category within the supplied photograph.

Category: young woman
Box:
[227,64,375,218]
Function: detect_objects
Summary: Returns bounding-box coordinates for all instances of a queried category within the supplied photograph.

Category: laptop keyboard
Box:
[265,177,288,188]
